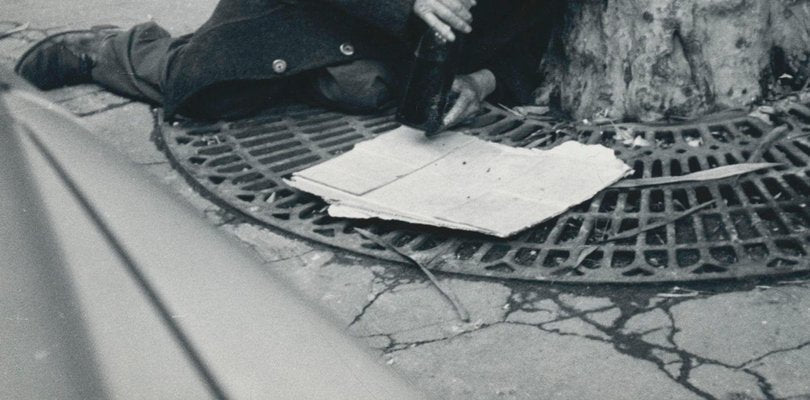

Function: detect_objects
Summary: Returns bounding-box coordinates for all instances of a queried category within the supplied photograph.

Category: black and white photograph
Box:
[3,0,810,398]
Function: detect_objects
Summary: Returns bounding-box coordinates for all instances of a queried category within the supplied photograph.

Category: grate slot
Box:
[247,140,301,156]
[233,126,289,141]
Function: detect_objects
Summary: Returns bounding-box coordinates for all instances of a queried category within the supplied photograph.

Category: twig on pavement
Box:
[354,228,471,322]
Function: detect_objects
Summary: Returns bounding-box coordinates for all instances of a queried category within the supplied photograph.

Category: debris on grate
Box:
[155,95,810,283]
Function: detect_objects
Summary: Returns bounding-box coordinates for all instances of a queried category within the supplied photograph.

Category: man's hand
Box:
[443,69,496,128]
[413,0,475,42]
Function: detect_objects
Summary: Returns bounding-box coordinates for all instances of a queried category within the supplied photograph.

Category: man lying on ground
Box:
[16,0,549,126]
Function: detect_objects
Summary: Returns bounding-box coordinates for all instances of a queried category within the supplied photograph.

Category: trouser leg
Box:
[91,22,177,104]
[92,21,284,120]
[92,21,398,119]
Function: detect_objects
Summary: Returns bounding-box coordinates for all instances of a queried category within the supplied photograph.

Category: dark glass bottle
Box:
[396,28,463,137]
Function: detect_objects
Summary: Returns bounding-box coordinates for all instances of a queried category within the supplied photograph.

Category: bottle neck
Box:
[413,28,463,62]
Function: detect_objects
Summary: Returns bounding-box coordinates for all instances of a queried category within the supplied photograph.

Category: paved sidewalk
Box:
[3,3,810,399]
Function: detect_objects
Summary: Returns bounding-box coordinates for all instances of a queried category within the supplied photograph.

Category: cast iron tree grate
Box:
[155,98,810,283]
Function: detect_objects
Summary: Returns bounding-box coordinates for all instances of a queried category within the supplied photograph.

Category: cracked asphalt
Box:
[4,2,810,399]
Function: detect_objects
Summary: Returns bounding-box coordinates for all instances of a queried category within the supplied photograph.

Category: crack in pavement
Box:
[346,266,423,328]
[361,282,810,400]
[348,285,391,327]
[740,340,810,369]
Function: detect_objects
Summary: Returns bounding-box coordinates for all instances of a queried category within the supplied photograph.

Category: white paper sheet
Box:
[287,126,632,238]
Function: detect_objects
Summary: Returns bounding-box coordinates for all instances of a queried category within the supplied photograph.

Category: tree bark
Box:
[536,0,810,122]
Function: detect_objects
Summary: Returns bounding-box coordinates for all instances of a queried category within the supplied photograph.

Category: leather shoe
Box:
[14,27,119,90]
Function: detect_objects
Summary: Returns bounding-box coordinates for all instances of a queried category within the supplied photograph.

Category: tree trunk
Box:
[536,0,810,122]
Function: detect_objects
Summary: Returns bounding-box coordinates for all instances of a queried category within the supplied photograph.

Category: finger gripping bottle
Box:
[396,27,464,137]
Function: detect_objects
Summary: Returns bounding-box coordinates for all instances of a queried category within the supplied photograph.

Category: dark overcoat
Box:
[162,0,549,117]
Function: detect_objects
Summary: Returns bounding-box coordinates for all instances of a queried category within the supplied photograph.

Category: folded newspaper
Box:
[287,126,632,238]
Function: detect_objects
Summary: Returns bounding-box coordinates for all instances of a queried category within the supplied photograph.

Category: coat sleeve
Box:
[312,0,416,39]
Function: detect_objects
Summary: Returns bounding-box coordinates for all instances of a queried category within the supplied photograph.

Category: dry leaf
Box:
[632,136,651,148]
[265,191,277,203]
[616,126,634,146]
[612,163,780,188]
[758,106,776,114]
[749,109,773,125]
[686,136,703,147]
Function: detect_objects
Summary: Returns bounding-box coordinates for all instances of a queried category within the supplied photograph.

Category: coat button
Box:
[339,43,355,56]
[272,59,287,74]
